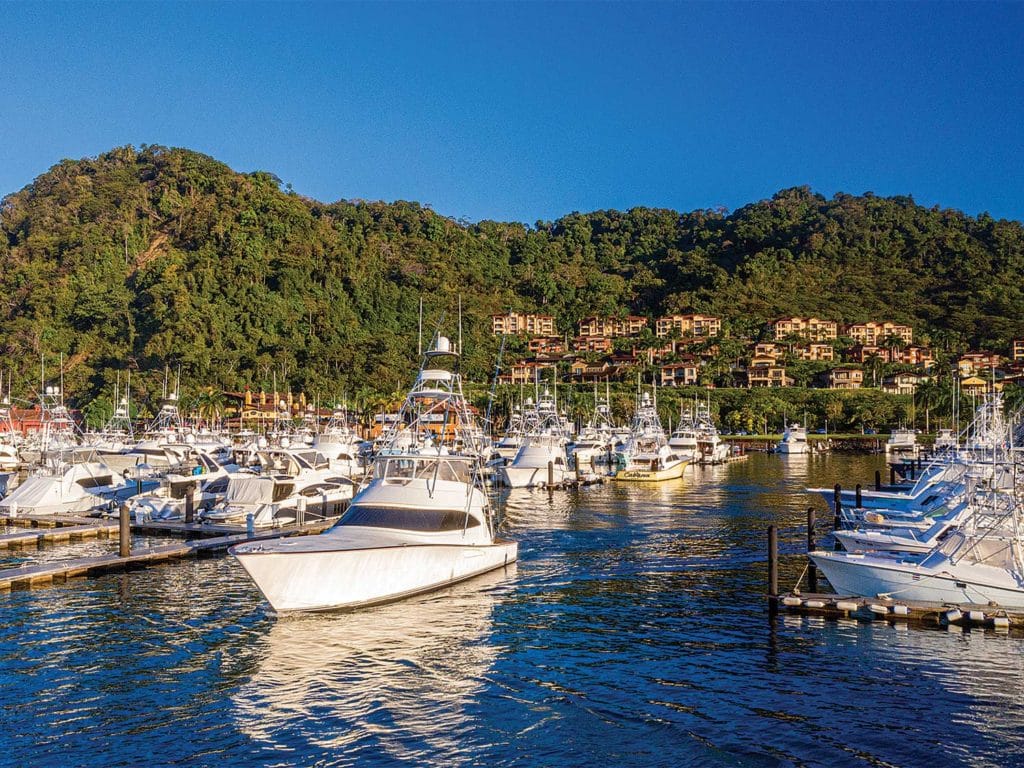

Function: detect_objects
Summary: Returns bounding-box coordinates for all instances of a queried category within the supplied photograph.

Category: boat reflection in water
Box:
[231,565,514,763]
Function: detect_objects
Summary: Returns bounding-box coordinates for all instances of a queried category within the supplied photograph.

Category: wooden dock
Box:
[0,519,118,549]
[773,591,1024,630]
[0,518,337,592]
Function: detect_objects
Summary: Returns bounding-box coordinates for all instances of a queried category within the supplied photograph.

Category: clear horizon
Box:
[1,1,1021,224]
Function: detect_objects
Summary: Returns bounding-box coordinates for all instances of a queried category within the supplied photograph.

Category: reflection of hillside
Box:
[231,566,513,764]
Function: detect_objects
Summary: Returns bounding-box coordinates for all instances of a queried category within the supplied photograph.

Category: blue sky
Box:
[1,1,1021,223]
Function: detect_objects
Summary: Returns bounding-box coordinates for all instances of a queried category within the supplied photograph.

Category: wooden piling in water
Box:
[768,524,778,616]
[806,508,817,593]
[855,484,862,508]
[118,504,130,558]
[184,486,195,524]
[547,461,554,488]
[875,470,881,491]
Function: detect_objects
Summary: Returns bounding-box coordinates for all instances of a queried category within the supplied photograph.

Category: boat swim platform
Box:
[771,592,1024,630]
[0,518,337,592]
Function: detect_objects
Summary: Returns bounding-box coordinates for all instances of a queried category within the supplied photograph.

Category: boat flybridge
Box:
[666,406,700,463]
[614,389,688,482]
[231,334,518,613]
[497,386,572,488]
[312,405,363,478]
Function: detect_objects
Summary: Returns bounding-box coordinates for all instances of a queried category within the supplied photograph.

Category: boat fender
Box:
[869,604,889,615]
[942,608,963,625]
[804,600,826,609]
[965,610,985,624]
[891,605,910,616]
[782,596,802,607]
[836,601,859,612]
[992,616,1010,630]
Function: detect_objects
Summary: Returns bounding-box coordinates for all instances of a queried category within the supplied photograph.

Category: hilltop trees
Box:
[1,146,1023,412]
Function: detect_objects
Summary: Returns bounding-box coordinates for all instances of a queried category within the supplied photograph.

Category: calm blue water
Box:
[1,454,1022,767]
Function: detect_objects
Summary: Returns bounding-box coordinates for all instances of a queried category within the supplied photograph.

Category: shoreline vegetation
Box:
[2,145,1023,433]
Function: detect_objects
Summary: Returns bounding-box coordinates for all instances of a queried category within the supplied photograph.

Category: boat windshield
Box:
[335,504,480,532]
[373,456,473,485]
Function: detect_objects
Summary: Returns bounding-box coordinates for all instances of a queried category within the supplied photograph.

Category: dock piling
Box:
[855,484,862,509]
[875,470,881,491]
[184,487,195,524]
[768,525,779,616]
[118,503,131,557]
[890,466,896,486]
[547,461,554,488]
[806,508,818,593]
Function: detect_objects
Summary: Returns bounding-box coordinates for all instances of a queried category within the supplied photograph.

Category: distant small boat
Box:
[776,423,810,455]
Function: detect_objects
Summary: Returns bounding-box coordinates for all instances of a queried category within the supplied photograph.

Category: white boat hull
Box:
[497,464,570,488]
[811,550,1024,608]
[233,539,518,612]
[777,442,809,455]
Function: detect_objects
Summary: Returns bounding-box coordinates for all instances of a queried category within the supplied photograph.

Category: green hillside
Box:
[2,145,1023,412]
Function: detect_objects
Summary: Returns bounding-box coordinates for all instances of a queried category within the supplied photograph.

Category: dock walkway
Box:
[0,518,336,591]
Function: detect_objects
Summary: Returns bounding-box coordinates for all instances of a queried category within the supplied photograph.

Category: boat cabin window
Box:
[204,478,229,495]
[272,483,295,502]
[76,475,113,489]
[374,457,472,485]
[299,482,343,497]
[336,505,480,532]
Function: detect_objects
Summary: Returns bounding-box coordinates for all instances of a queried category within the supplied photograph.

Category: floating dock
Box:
[0,513,338,592]
[772,591,1024,630]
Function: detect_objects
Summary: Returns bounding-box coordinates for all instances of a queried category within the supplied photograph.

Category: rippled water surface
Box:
[2,454,1022,767]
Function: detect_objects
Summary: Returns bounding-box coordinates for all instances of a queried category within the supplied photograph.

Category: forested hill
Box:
[2,144,1023,405]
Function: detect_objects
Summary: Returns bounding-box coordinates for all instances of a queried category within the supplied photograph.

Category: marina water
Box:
[2,454,1022,767]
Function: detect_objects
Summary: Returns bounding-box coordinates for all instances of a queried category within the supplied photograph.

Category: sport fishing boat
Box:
[666,405,700,464]
[811,492,1024,608]
[496,387,571,488]
[202,448,354,528]
[776,423,810,455]
[614,390,688,482]
[0,451,156,516]
[312,405,363,478]
[231,335,518,612]
[693,403,731,465]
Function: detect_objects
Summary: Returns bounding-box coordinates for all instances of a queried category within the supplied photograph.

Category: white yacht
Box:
[666,406,700,464]
[201,448,354,528]
[497,387,571,488]
[812,491,1024,608]
[125,450,237,521]
[694,403,731,465]
[776,423,810,455]
[0,453,156,516]
[933,428,957,453]
[231,334,518,613]
[614,390,688,482]
[570,393,618,470]
[885,427,919,458]
[312,405,363,478]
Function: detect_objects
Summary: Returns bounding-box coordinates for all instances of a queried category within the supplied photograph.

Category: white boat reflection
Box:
[232,564,515,761]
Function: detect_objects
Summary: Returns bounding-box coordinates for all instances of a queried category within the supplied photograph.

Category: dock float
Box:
[0,519,118,549]
[773,591,1023,630]
[0,518,336,592]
